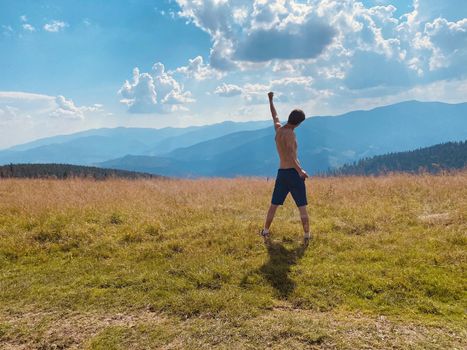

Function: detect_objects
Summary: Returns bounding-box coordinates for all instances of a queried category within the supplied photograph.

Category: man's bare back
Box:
[275,125,300,170]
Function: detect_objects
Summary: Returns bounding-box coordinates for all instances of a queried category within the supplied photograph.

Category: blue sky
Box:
[0,0,466,148]
[0,0,210,104]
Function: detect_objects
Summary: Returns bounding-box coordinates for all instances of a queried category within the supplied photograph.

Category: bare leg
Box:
[264,204,279,230]
[298,205,309,234]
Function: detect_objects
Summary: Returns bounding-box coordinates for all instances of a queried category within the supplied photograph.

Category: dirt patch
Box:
[1,307,466,350]
[418,212,451,225]
[0,308,166,349]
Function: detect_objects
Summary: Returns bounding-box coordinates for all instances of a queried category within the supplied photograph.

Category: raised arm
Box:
[268,92,281,131]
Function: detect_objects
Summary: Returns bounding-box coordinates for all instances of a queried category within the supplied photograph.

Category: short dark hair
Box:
[288,109,305,125]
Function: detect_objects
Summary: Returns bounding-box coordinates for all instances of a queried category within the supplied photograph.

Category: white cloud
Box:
[173,0,466,93]
[43,20,68,32]
[174,56,223,80]
[20,15,27,22]
[50,95,102,120]
[213,83,243,97]
[22,23,35,32]
[0,91,101,121]
[423,18,467,73]
[118,63,195,114]
[177,0,336,69]
[234,14,336,62]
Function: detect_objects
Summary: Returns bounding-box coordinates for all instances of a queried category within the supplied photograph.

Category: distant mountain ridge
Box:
[328,141,467,176]
[100,100,467,177]
[0,120,271,165]
[4,126,196,152]
[2,100,467,177]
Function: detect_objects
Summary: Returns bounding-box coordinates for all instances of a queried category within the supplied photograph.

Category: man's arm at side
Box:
[292,158,307,178]
[268,92,281,131]
[286,137,308,178]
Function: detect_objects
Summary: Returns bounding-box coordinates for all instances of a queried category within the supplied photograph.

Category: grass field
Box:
[0,173,466,349]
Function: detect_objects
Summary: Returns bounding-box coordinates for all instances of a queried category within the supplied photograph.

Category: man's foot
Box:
[260,228,270,240]
[303,232,311,245]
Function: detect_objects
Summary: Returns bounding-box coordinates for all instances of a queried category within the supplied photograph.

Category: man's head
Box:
[287,109,305,126]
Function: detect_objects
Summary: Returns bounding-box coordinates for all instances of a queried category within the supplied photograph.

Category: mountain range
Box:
[99,100,467,177]
[1,100,466,177]
[0,120,270,165]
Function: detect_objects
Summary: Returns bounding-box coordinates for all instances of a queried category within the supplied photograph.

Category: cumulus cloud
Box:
[118,63,195,114]
[174,56,223,80]
[173,0,467,94]
[43,20,68,32]
[50,95,99,119]
[422,18,467,75]
[213,83,243,97]
[177,0,336,68]
[234,15,336,62]
[392,1,467,78]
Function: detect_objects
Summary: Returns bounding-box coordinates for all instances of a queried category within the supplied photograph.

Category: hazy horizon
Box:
[3,99,467,151]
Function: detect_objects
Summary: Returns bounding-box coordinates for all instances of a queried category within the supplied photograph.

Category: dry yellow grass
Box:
[0,172,466,349]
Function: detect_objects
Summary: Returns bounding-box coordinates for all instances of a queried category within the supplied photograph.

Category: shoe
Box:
[260,229,270,239]
[304,232,311,244]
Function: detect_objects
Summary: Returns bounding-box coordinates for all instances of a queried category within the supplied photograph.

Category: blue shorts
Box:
[271,168,307,207]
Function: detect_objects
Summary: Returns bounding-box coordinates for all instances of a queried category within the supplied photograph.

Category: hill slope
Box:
[330,141,467,175]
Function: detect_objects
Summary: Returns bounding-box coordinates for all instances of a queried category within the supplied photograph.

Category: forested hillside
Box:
[0,163,159,179]
[330,141,467,176]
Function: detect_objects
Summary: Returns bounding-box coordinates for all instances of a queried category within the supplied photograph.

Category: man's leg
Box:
[263,170,287,237]
[298,205,309,233]
[298,205,311,241]
[289,170,309,241]
[264,204,279,231]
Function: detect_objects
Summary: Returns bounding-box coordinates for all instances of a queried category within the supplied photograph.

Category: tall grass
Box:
[0,173,465,348]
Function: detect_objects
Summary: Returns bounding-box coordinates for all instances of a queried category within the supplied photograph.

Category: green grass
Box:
[0,174,466,349]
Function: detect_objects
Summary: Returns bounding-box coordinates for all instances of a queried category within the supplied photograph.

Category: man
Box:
[260,91,311,244]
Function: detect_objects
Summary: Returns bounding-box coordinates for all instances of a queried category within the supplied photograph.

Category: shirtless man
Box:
[260,91,311,244]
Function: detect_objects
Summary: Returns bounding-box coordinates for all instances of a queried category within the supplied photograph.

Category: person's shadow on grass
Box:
[241,236,309,299]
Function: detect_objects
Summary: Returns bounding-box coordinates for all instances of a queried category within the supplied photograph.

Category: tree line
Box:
[0,163,160,180]
[328,141,467,176]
